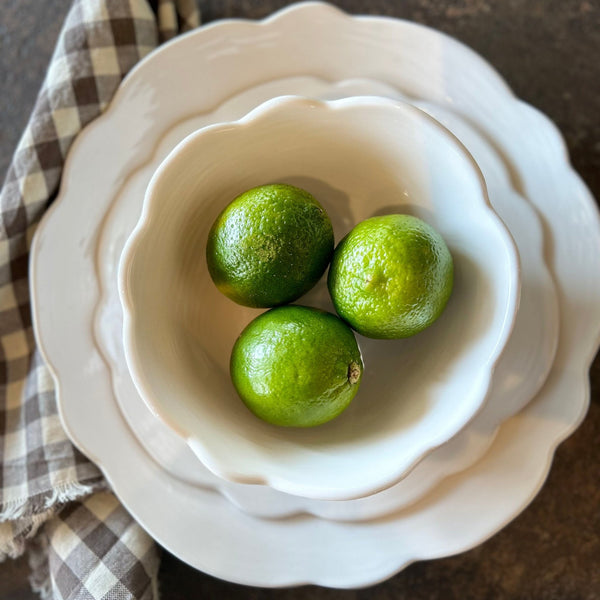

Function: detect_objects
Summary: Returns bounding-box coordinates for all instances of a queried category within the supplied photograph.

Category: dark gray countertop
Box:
[1,1,599,599]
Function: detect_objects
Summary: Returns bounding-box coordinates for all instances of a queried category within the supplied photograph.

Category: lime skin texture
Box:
[328,214,454,339]
[206,183,334,308]
[230,305,363,427]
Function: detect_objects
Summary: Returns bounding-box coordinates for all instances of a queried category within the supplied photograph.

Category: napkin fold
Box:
[0,1,199,597]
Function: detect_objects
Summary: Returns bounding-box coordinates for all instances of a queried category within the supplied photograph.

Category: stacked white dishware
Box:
[30,3,600,588]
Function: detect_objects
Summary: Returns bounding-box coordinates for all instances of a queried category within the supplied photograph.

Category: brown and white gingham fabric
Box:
[28,492,160,599]
[0,1,199,597]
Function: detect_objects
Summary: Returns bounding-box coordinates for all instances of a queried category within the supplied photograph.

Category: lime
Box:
[230,305,363,427]
[206,184,334,308]
[328,214,453,339]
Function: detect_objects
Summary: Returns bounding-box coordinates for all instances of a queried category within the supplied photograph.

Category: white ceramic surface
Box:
[119,95,520,501]
[94,76,558,521]
[30,3,600,588]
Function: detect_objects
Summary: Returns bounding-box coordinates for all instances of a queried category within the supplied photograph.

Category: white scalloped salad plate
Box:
[94,76,557,519]
[30,2,600,588]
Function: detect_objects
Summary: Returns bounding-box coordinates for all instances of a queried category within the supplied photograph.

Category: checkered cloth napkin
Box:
[0,1,199,597]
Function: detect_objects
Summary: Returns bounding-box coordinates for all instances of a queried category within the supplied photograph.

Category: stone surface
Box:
[1,1,599,599]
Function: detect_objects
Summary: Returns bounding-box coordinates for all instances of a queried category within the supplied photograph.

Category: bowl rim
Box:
[117,94,521,500]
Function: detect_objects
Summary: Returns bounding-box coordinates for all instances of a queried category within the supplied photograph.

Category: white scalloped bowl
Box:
[118,95,520,501]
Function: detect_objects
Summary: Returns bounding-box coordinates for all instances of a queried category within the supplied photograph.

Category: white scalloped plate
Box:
[94,76,558,520]
[30,2,600,588]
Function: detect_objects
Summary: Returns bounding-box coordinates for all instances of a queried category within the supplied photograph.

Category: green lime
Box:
[230,305,363,427]
[328,214,453,339]
[206,183,334,308]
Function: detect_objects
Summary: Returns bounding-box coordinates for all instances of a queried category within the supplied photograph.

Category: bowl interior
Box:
[120,96,518,499]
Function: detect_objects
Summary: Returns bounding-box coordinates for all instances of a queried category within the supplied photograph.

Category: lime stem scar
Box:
[347,361,361,385]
